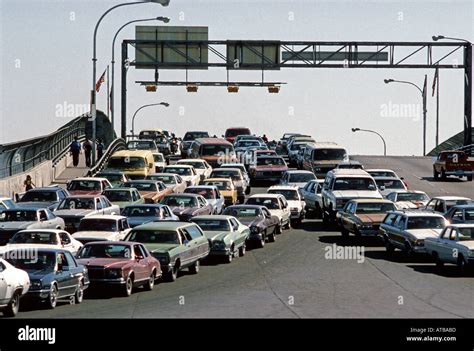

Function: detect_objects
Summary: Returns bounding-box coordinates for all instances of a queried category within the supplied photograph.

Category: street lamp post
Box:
[91,0,170,168]
[111,16,170,134]
[384,76,428,155]
[131,102,170,138]
[351,128,387,156]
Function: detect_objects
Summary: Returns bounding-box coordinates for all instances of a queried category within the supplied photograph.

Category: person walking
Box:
[83,138,93,167]
[70,136,82,167]
[97,139,105,160]
[23,175,35,191]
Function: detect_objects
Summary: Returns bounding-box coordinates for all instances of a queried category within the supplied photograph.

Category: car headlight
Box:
[212,241,226,250]
[153,254,170,264]
[30,280,42,289]
[251,226,261,234]
[314,167,321,171]
[107,269,123,278]
[414,239,424,246]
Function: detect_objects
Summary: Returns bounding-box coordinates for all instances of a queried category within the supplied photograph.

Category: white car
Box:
[163,165,201,187]
[147,173,187,194]
[184,186,225,215]
[425,224,474,270]
[152,152,167,173]
[366,169,401,179]
[373,176,407,197]
[267,185,306,225]
[280,170,317,190]
[425,196,472,214]
[176,159,213,181]
[72,215,132,244]
[300,179,324,217]
[0,258,30,317]
[0,229,83,255]
[386,190,430,209]
[246,193,291,230]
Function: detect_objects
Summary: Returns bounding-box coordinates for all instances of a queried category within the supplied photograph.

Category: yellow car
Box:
[203,178,237,206]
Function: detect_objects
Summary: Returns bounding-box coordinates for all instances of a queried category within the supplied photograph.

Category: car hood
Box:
[406,228,443,239]
[395,201,427,209]
[69,190,102,196]
[238,217,262,227]
[25,269,54,280]
[55,209,94,217]
[0,222,33,230]
[17,202,56,209]
[356,213,386,224]
[73,231,117,239]
[147,243,180,254]
[256,165,287,171]
[203,230,231,242]
[170,207,197,216]
[76,258,132,268]
[332,190,382,199]
[128,217,157,227]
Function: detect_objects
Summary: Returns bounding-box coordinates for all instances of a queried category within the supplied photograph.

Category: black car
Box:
[223,205,280,248]
[5,248,89,309]
[444,204,474,224]
[16,187,69,211]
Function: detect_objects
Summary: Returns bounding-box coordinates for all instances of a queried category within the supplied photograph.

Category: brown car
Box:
[76,241,161,296]
[121,180,173,204]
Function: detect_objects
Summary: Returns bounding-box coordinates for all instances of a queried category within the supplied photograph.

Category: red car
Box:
[250,156,288,182]
[66,177,113,196]
[224,127,251,143]
[76,241,161,296]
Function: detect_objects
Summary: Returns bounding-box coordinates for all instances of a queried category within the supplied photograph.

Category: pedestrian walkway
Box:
[54,157,89,185]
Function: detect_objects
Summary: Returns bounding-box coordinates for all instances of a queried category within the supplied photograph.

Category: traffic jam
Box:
[0,127,473,317]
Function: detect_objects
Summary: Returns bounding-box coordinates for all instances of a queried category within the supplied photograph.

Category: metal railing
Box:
[88,138,127,176]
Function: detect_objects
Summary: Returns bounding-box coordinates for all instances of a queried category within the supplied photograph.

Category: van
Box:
[189,138,236,168]
[106,150,155,180]
[302,142,349,178]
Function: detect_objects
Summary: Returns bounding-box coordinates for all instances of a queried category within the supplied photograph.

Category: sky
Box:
[0,0,473,156]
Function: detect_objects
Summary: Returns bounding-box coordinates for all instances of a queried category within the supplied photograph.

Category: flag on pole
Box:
[432,67,439,97]
[95,69,106,93]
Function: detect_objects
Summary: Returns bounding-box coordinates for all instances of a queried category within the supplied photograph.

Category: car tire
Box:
[441,169,447,180]
[432,252,444,269]
[258,232,266,248]
[225,251,233,264]
[385,240,395,255]
[75,280,84,304]
[189,260,200,274]
[165,264,179,282]
[144,271,156,291]
[4,291,20,317]
[46,284,58,309]
[268,229,276,242]
[284,219,291,230]
[457,255,467,271]
[275,224,282,235]
[404,242,414,257]
[122,275,133,297]
[467,175,473,182]
[239,244,246,257]
[433,168,439,180]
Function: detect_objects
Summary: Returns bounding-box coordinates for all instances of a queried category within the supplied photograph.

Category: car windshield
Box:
[236,140,260,148]
[77,244,131,259]
[246,197,279,210]
[127,230,180,244]
[161,196,197,207]
[458,227,474,240]
[127,141,155,149]
[406,217,446,229]
[396,193,429,201]
[185,188,215,199]
[79,219,118,232]
[0,210,37,222]
[376,179,405,189]
[201,145,233,156]
[211,170,239,179]
[290,143,306,151]
[179,161,205,169]
[446,200,471,210]
[122,206,161,217]
[204,181,231,191]
[355,203,396,214]
[268,190,299,200]
[257,157,285,166]
[6,251,56,271]
[107,157,145,169]
[57,197,95,210]
[164,167,192,176]
[226,129,250,137]
[67,180,101,191]
[333,177,376,191]
[184,132,209,141]
[122,182,157,192]
[288,173,316,183]
[153,154,164,162]
[312,148,347,161]
[148,175,175,184]
[10,231,58,245]
[103,190,132,202]
[192,219,230,231]
[223,207,261,217]
[19,191,57,202]
[368,171,397,177]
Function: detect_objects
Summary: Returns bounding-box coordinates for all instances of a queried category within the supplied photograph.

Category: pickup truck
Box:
[433,150,474,181]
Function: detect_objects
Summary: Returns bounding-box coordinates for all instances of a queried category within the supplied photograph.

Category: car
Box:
[373,176,408,197]
[184,186,225,215]
[102,188,145,210]
[288,141,313,167]
[224,127,251,143]
[300,179,324,218]
[243,149,278,169]
[379,210,447,255]
[76,241,160,296]
[160,194,213,221]
[433,150,474,181]
[106,150,155,180]
[210,168,250,203]
[95,170,130,188]
[121,180,173,204]
[16,187,69,211]
[1,229,83,255]
[246,194,291,230]
[386,190,430,210]
[336,199,397,237]
[321,169,382,223]
[5,248,89,309]
[223,205,281,247]
[180,131,210,157]
[286,136,315,155]
[191,215,250,262]
[163,165,201,187]
[125,221,210,281]
[444,204,474,224]
[0,208,65,246]
[54,195,120,233]
[152,152,167,173]
[234,135,265,145]
[249,156,288,183]
[72,215,132,244]
[425,224,474,270]
[0,197,17,211]
[153,135,171,156]
[146,173,187,194]
[176,159,213,181]
[280,170,316,189]
[66,177,113,196]
[127,139,159,153]
[366,169,400,179]
[267,185,306,225]
[219,163,251,188]
[203,178,237,206]
[279,133,303,151]
[234,139,265,154]
[121,204,179,227]
[0,258,30,317]
[425,196,472,214]
[302,142,349,178]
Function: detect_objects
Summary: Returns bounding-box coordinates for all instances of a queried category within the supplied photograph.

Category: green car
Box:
[125,222,210,282]
[102,188,145,210]
[191,215,250,263]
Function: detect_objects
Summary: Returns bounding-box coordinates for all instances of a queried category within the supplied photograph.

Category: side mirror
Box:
[136,255,144,260]
[379,185,385,191]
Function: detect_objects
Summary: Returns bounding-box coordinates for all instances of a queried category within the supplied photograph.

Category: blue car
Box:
[121,204,179,228]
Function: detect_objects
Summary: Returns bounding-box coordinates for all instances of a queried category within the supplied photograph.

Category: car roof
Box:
[446,223,474,228]
[133,221,195,231]
[186,185,217,190]
[123,204,164,209]
[104,188,136,192]
[250,193,283,199]
[177,159,206,163]
[212,168,240,172]
[366,169,397,172]
[448,204,474,209]
[125,180,158,183]
[83,241,134,246]
[192,215,234,221]
[71,177,108,182]
[165,193,201,198]
[431,196,471,201]
[204,178,232,182]
[84,215,127,220]
[165,164,194,169]
[3,208,41,212]
[387,210,445,217]
[16,229,67,234]
[348,198,394,204]
[373,176,403,181]
[390,190,427,195]
[149,173,177,177]
[268,185,299,191]
[25,187,62,192]
[329,169,371,177]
